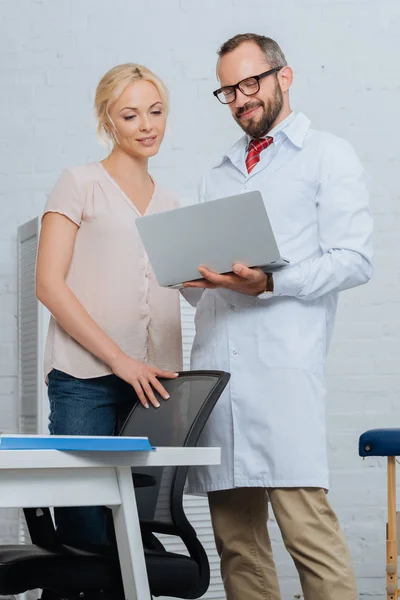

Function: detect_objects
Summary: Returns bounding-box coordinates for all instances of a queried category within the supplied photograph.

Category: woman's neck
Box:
[101,147,150,185]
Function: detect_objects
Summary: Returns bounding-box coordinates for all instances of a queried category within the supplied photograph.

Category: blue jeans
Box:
[48,368,137,551]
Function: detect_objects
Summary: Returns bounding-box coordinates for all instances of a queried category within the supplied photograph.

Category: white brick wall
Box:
[0,0,399,597]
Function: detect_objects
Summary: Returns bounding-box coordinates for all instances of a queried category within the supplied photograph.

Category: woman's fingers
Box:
[150,375,171,401]
[132,380,149,409]
[140,379,161,408]
[154,369,179,379]
[130,367,177,408]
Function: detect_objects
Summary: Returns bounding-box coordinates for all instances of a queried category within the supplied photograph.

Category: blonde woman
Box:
[36,64,182,550]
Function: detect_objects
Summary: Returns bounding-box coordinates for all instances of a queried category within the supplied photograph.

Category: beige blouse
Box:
[43,162,183,380]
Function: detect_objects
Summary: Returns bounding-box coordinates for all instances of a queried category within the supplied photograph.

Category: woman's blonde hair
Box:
[94,63,169,145]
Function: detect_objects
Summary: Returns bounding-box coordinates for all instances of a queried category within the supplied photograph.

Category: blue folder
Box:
[0,435,154,452]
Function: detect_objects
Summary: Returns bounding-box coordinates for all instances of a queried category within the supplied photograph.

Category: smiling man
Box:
[183,33,373,600]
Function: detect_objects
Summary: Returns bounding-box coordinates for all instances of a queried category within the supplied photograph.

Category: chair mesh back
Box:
[118,372,228,525]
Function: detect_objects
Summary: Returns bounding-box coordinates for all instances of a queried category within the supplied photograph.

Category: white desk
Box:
[0,446,220,600]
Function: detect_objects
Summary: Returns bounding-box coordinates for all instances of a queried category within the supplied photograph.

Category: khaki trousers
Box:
[208,487,357,600]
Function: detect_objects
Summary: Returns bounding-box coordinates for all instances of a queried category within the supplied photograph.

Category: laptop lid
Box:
[135,190,287,288]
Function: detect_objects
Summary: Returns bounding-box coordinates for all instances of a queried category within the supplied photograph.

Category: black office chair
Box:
[0,370,230,600]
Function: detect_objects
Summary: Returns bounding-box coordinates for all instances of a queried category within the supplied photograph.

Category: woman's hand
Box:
[110,352,179,408]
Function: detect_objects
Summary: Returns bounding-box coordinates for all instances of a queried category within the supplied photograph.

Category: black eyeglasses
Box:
[213,67,284,104]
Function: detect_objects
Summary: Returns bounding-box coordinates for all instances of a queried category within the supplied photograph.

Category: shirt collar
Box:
[246,110,296,149]
[278,112,311,149]
[213,112,311,168]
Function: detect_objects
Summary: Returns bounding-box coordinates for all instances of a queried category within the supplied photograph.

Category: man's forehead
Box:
[217,55,271,84]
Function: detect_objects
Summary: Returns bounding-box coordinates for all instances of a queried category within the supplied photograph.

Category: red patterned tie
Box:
[245,137,274,174]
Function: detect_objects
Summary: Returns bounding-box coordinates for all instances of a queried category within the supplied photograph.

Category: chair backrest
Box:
[118,370,230,530]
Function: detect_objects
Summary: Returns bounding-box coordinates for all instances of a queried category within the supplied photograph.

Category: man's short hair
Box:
[217,33,287,68]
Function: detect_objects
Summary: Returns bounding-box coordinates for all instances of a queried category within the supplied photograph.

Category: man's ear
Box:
[278,66,293,93]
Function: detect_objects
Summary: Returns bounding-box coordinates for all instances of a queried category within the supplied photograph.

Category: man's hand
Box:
[183,263,268,296]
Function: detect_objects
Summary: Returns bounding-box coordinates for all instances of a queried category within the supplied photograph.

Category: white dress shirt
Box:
[184,112,373,494]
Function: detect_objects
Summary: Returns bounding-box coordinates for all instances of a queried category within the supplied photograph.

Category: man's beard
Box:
[234,81,284,138]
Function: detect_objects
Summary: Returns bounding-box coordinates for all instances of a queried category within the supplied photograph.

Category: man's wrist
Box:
[255,273,268,296]
[257,273,274,298]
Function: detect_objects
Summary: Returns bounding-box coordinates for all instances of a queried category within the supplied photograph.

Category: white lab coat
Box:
[184,113,373,494]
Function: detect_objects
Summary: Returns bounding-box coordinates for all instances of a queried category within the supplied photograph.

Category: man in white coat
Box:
[183,34,373,600]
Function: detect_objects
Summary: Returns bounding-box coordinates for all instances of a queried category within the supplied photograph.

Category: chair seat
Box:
[0,543,200,598]
[359,429,400,457]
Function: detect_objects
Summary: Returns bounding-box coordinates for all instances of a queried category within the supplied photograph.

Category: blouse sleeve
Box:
[43,169,85,227]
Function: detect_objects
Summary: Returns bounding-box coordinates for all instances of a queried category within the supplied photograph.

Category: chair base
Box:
[0,543,201,599]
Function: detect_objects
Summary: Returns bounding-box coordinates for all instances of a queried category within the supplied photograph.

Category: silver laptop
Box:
[135,190,289,288]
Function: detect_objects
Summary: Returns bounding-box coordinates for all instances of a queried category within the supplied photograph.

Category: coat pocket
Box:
[256,297,326,373]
